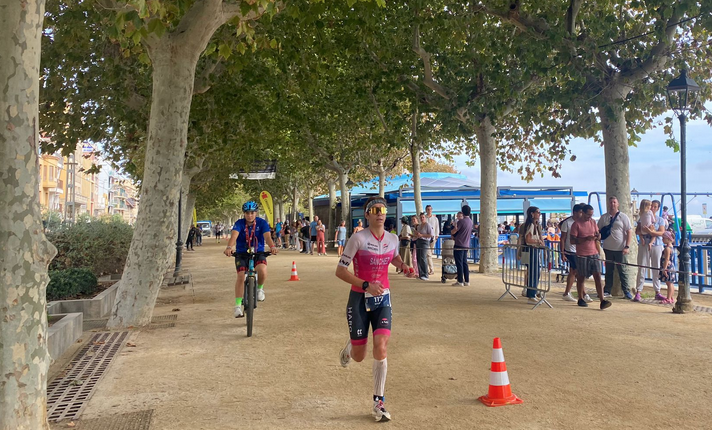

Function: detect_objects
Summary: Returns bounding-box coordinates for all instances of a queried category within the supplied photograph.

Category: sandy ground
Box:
[57,241,712,429]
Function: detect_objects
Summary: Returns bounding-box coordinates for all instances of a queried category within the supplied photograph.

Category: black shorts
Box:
[346,290,392,346]
[311,236,317,242]
[564,251,577,270]
[234,253,267,272]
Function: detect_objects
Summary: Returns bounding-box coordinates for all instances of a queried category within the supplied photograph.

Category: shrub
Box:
[47,217,134,276]
[47,268,99,301]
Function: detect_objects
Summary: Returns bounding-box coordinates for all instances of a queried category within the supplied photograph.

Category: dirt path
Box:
[71,241,712,429]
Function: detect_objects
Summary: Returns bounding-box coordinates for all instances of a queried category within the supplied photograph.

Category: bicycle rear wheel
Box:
[245,276,255,337]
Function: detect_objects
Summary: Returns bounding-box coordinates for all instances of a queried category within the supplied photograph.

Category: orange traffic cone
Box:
[288,261,300,281]
[479,337,523,407]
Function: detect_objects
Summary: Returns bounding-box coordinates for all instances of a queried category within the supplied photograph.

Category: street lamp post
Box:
[173,191,183,277]
[666,69,700,314]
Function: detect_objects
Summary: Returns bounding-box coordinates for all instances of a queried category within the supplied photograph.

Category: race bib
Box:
[365,290,391,312]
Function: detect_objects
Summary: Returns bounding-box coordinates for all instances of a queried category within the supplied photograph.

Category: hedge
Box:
[47,216,134,276]
[47,268,99,301]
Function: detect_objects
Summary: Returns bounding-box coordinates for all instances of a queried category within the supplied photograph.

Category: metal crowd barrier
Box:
[500,244,553,310]
[691,245,712,292]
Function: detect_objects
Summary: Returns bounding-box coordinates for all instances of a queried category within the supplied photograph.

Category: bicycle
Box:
[233,250,269,337]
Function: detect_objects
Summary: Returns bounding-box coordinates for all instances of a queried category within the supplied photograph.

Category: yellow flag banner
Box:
[260,191,274,227]
[192,207,197,225]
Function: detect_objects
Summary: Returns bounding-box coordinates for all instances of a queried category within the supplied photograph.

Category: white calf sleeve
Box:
[373,358,387,397]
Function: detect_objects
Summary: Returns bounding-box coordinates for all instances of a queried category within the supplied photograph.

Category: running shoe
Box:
[603,292,613,299]
[563,293,576,302]
[339,339,351,368]
[234,306,244,318]
[623,290,634,300]
[633,292,641,302]
[527,298,539,305]
[419,276,430,281]
[464,282,470,286]
[372,399,391,422]
[584,294,593,303]
[600,300,612,310]
[451,281,464,287]
[577,298,588,307]
[257,289,265,302]
[655,293,667,301]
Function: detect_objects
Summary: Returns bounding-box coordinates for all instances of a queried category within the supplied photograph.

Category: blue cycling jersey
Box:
[232,217,271,253]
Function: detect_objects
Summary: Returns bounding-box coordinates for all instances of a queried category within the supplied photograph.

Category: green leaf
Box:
[219,43,232,60]
[138,52,151,65]
[270,39,278,49]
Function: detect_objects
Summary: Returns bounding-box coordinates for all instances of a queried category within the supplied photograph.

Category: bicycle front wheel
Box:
[245,276,255,337]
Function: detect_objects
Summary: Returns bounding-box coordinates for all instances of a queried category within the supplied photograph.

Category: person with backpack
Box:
[597,196,634,299]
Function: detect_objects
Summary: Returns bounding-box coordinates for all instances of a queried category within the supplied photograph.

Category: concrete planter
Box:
[47,281,120,320]
[47,313,83,360]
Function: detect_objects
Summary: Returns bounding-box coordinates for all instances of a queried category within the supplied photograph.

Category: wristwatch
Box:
[624,245,630,249]
[362,281,369,291]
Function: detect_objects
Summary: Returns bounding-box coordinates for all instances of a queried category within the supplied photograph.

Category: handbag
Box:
[599,212,620,241]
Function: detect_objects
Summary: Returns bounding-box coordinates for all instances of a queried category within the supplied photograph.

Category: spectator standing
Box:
[186,225,197,251]
[571,205,611,310]
[519,207,545,304]
[196,225,203,246]
[310,216,319,255]
[397,217,412,272]
[634,200,667,302]
[316,219,326,255]
[424,205,440,275]
[659,231,677,304]
[275,218,283,248]
[597,196,634,299]
[335,220,347,257]
[561,204,587,302]
[413,213,433,281]
[282,222,291,249]
[300,218,310,254]
[410,215,420,276]
[354,220,364,234]
[450,205,473,286]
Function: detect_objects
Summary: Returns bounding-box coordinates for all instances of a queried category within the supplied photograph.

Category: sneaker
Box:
[257,289,265,302]
[451,281,464,287]
[600,300,612,310]
[464,282,470,286]
[372,399,391,422]
[623,290,634,300]
[527,298,539,305]
[234,306,244,318]
[339,339,351,368]
[584,294,593,303]
[633,292,641,302]
[655,293,667,301]
[419,276,430,281]
[577,298,588,307]
[563,293,576,302]
[603,292,613,299]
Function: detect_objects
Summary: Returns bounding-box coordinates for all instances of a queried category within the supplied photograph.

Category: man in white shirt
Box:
[597,196,634,299]
[425,205,440,275]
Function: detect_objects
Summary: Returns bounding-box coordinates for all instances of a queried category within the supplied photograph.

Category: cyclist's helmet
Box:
[242,201,259,212]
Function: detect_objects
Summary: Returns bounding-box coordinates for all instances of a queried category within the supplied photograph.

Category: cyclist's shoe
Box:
[234,306,244,318]
[372,399,391,422]
[339,339,351,368]
[257,289,265,302]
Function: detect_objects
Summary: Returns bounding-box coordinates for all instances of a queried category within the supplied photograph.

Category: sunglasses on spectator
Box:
[367,206,388,215]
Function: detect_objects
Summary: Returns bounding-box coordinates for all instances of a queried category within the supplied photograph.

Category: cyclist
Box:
[223,201,278,318]
[335,196,416,422]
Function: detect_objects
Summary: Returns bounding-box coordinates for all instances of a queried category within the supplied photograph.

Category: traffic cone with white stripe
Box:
[288,261,300,281]
[478,337,523,407]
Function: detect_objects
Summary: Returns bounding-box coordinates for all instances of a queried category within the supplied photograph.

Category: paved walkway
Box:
[53,241,712,429]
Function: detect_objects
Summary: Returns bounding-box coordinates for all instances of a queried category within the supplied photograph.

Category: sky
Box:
[451,110,712,217]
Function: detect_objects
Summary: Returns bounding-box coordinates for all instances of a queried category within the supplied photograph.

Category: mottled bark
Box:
[0,1,56,428]
[599,97,636,294]
[377,165,386,198]
[308,189,314,221]
[328,179,336,234]
[292,186,300,221]
[338,171,351,230]
[410,144,423,216]
[474,117,498,274]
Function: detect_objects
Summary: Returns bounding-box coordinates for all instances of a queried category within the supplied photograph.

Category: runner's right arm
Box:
[335,234,384,296]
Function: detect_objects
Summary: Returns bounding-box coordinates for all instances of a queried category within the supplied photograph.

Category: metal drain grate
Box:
[151,314,177,322]
[74,409,153,430]
[47,331,129,422]
[639,299,712,313]
[146,322,176,330]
